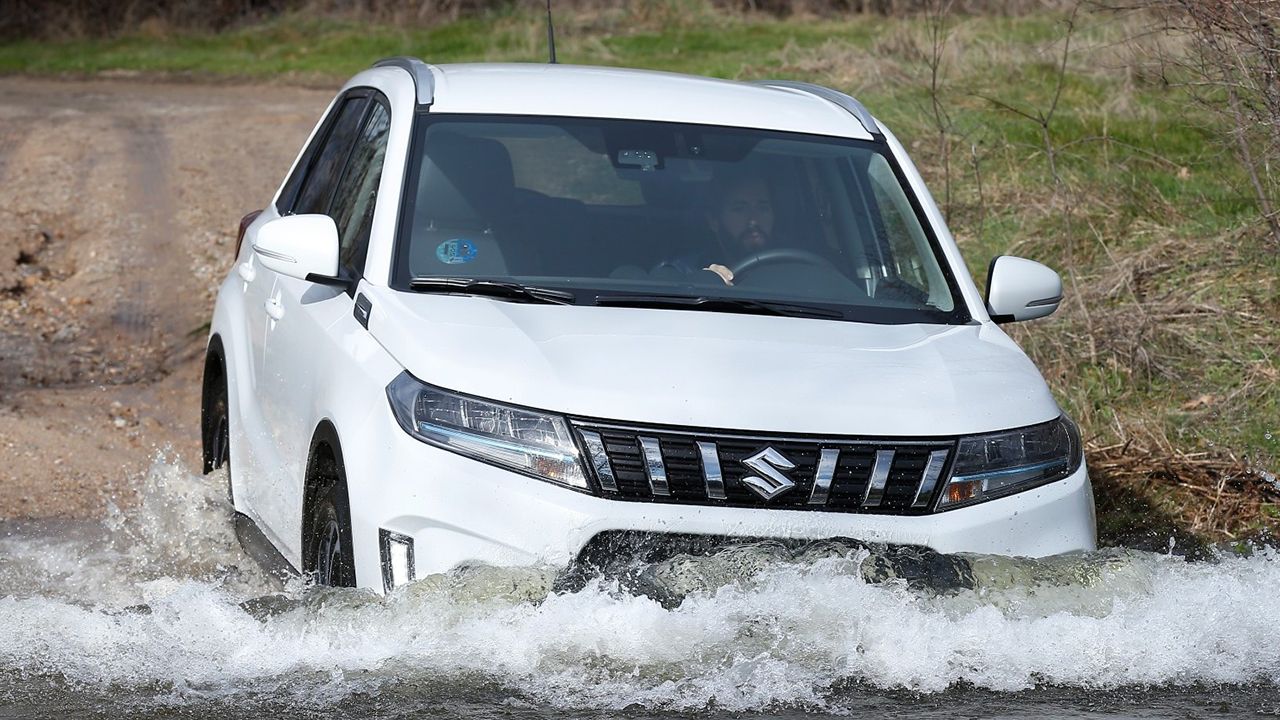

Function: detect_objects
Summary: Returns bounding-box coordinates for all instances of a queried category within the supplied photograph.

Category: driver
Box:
[701,171,774,285]
[649,168,781,285]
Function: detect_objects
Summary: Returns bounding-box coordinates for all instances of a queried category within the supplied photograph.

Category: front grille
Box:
[572,420,955,514]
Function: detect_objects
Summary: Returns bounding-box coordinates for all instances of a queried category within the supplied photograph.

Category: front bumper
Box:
[346,418,1097,589]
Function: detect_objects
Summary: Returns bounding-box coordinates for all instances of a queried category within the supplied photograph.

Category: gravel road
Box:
[0,77,332,517]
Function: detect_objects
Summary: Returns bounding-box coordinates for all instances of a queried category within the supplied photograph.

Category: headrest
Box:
[418,130,517,227]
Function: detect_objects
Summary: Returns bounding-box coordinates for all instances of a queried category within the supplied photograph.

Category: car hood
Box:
[367,290,1060,436]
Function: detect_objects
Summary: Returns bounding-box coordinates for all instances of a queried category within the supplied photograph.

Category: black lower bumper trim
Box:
[554,530,975,607]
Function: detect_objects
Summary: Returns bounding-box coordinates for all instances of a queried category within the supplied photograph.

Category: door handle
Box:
[237,262,256,283]
[264,297,284,321]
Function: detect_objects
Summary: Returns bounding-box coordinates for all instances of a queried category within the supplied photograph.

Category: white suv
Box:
[202,57,1095,592]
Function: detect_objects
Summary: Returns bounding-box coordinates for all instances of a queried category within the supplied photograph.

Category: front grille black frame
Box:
[569,418,957,515]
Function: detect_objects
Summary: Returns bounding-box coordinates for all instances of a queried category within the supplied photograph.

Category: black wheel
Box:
[201,353,232,503]
[306,457,357,587]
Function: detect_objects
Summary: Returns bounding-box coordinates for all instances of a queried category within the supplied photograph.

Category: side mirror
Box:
[985,255,1063,323]
[253,214,340,283]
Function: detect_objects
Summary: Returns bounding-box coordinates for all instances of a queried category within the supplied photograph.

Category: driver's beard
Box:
[732,225,771,253]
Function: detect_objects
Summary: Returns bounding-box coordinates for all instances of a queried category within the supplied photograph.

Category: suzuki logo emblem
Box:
[741,447,797,500]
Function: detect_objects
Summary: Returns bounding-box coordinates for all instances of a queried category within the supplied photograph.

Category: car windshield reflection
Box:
[392,115,970,325]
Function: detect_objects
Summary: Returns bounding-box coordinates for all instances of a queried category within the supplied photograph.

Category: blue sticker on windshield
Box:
[436,238,478,264]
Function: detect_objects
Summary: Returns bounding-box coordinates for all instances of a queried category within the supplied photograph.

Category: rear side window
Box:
[292,96,369,216]
[330,101,392,273]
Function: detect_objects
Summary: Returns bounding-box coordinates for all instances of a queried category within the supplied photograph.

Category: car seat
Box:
[411,130,528,277]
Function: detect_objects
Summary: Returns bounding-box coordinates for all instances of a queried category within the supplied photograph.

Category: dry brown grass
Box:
[819,5,1280,545]
[1010,221,1280,544]
[1092,441,1279,547]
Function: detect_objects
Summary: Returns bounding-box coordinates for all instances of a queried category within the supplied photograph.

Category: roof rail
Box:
[373,57,436,107]
[757,80,881,137]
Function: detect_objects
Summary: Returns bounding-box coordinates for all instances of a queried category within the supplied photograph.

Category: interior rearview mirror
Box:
[985,255,1063,323]
[252,214,340,283]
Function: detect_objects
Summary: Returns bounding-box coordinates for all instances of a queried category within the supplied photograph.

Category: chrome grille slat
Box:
[861,449,896,507]
[808,448,840,505]
[638,436,671,496]
[913,449,950,507]
[696,441,727,500]
[578,430,619,493]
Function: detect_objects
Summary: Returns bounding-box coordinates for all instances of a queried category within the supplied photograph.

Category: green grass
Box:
[4,4,1277,539]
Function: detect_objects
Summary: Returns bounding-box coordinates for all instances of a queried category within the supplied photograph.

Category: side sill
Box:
[234,511,301,582]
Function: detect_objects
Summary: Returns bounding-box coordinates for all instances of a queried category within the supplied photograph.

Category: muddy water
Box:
[1,460,1278,719]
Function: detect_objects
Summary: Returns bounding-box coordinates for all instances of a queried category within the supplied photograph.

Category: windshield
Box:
[392,115,969,324]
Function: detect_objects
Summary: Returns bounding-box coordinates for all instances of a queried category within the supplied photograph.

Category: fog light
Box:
[379,529,416,593]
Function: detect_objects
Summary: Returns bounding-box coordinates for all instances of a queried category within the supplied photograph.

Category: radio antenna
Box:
[545,0,558,64]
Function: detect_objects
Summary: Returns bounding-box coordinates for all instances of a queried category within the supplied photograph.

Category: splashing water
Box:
[1,458,1279,718]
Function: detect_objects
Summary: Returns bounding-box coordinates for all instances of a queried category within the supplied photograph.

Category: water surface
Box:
[1,459,1277,719]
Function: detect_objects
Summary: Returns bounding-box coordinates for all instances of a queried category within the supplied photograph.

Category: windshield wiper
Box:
[594,294,844,320]
[409,277,576,305]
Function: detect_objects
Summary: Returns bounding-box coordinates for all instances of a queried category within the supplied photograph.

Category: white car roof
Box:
[420,63,877,140]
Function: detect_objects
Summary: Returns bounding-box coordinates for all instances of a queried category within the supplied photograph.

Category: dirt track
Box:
[0,77,332,517]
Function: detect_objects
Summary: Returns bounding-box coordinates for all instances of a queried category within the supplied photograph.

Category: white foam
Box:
[1,459,1278,711]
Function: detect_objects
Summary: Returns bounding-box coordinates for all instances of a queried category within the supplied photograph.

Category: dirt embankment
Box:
[0,77,330,518]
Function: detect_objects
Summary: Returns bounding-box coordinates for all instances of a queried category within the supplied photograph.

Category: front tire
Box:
[201,348,232,502]
[305,453,357,587]
[203,384,230,473]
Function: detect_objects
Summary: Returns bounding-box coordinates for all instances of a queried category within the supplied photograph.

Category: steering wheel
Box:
[730,248,842,279]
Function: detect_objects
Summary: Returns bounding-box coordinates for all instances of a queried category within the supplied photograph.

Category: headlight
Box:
[938,415,1082,508]
[386,372,589,490]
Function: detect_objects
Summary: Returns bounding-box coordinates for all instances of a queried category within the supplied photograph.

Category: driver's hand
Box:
[704,264,734,285]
